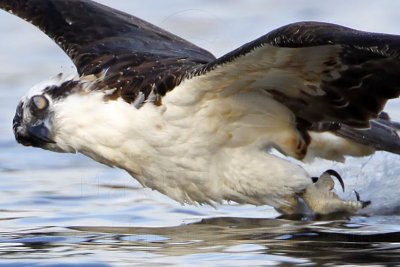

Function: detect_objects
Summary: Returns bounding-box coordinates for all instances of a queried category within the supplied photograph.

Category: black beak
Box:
[15,123,55,147]
[13,102,54,147]
[27,123,55,144]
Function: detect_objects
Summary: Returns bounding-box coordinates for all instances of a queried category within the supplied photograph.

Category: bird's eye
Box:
[31,95,49,111]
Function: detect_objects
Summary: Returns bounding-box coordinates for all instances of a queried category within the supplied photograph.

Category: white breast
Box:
[51,75,311,207]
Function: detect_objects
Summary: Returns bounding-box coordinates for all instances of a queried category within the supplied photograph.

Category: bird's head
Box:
[13,73,80,152]
[13,72,137,168]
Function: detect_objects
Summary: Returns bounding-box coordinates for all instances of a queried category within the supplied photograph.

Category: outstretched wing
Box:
[2,1,400,156]
[200,22,400,130]
[0,0,215,102]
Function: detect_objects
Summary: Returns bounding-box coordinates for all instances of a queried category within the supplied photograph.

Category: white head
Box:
[13,73,80,152]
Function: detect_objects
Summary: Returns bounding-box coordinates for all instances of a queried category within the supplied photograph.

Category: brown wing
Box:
[0,0,216,103]
[201,21,400,129]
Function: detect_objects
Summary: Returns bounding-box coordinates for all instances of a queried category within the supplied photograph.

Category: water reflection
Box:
[1,217,399,266]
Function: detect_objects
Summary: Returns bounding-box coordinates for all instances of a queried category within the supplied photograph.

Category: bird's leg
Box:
[300,170,371,215]
[275,194,306,215]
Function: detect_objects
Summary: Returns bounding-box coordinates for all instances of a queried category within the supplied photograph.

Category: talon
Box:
[361,200,371,208]
[353,190,361,201]
[325,169,345,192]
[302,172,370,215]
[353,190,371,208]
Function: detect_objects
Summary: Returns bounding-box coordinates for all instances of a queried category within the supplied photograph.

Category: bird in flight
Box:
[2,0,400,216]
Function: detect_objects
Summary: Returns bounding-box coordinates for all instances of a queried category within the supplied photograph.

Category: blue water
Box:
[1,1,400,266]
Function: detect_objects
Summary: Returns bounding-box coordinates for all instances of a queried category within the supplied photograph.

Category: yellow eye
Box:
[31,95,49,111]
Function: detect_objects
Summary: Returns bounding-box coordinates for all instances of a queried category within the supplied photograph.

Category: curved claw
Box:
[325,169,345,192]
[353,190,361,201]
[353,190,371,208]
[361,200,372,208]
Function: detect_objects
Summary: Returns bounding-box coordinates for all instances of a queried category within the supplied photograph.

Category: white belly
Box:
[53,76,312,207]
[133,77,311,206]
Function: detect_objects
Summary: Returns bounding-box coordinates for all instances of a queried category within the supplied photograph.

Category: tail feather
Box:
[335,112,400,155]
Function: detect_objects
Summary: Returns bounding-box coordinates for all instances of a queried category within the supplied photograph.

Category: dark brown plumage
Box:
[203,22,400,128]
[0,0,215,103]
[3,0,400,156]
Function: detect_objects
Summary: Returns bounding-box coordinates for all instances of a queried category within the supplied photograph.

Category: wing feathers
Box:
[200,22,400,129]
[335,113,400,154]
[0,0,215,70]
[3,2,400,157]
[0,0,215,103]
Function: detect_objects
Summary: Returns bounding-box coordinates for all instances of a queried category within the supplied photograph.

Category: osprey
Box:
[3,0,400,216]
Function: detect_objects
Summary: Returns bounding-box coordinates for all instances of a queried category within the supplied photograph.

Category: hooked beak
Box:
[15,122,55,147]
[27,123,55,144]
